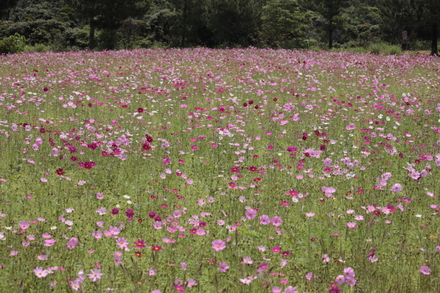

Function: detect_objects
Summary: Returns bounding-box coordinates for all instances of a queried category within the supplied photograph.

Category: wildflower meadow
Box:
[0,48,439,292]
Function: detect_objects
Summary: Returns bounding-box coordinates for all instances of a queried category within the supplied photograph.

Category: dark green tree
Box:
[380,0,438,55]
[168,0,211,47]
[300,0,349,49]
[207,0,267,47]
[261,0,309,48]
[338,0,382,47]
[0,0,19,19]
[66,0,147,49]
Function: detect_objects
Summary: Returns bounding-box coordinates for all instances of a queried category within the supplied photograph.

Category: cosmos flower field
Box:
[0,48,439,292]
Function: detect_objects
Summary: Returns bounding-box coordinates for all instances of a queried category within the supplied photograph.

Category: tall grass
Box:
[0,48,439,292]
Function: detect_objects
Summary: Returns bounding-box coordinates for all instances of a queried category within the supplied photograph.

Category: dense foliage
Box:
[0,0,438,52]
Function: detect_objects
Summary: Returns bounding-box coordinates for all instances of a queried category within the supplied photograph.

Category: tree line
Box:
[0,0,438,55]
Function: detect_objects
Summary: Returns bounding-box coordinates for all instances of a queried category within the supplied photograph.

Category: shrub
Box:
[0,33,26,54]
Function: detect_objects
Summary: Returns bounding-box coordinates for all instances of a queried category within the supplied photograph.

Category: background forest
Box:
[0,0,438,54]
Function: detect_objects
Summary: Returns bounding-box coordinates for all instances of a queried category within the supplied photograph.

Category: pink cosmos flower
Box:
[420,265,431,275]
[390,183,402,192]
[347,222,357,229]
[346,278,357,286]
[19,221,29,229]
[87,269,103,282]
[212,239,226,251]
[116,237,129,249]
[346,123,356,130]
[242,257,253,264]
[271,216,283,226]
[260,215,271,225]
[92,231,102,239]
[44,239,56,246]
[305,272,315,280]
[187,278,197,287]
[66,237,78,249]
[107,226,120,237]
[245,208,257,219]
[343,267,355,279]
[218,262,229,272]
[70,280,81,291]
[331,273,344,285]
[34,267,49,278]
[284,286,299,293]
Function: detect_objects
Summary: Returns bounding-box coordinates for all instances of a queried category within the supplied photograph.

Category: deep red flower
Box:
[146,135,153,143]
[281,251,290,257]
[230,166,240,173]
[135,251,142,258]
[126,209,134,218]
[137,107,144,113]
[329,283,341,293]
[142,143,151,151]
[56,168,65,176]
[133,239,146,248]
[151,245,162,251]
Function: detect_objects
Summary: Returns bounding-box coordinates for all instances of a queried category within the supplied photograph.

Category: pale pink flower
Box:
[212,239,226,251]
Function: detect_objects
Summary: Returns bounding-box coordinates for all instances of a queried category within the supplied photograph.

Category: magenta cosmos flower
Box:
[212,239,226,251]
